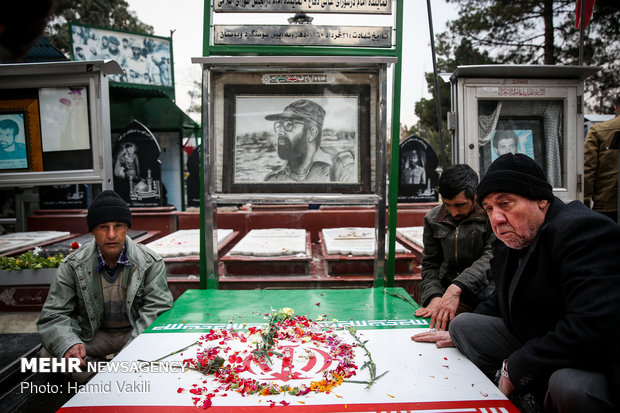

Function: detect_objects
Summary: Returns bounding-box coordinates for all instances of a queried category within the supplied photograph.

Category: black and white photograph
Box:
[38,87,90,152]
[0,113,28,170]
[113,120,163,207]
[398,135,439,203]
[222,84,371,194]
[71,23,172,88]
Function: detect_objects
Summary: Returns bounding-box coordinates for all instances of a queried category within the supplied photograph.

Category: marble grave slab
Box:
[146,229,234,258]
[321,227,409,256]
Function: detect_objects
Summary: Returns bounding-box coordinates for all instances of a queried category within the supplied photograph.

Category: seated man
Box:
[38,190,173,380]
[414,164,494,331]
[413,154,620,412]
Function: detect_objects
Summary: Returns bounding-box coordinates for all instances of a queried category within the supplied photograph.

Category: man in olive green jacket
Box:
[414,165,494,331]
[38,191,173,367]
[584,93,620,223]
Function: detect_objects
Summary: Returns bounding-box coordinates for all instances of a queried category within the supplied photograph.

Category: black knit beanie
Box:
[477,153,553,205]
[87,190,132,231]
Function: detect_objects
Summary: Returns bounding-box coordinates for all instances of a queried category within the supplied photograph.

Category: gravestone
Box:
[397,135,439,203]
[39,184,90,209]
[186,145,200,208]
[113,120,163,207]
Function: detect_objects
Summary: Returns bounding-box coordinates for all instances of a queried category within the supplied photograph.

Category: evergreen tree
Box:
[46,0,153,55]
[442,0,620,112]
[409,38,495,165]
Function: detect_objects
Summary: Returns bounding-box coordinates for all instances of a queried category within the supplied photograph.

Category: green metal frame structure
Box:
[198,0,404,289]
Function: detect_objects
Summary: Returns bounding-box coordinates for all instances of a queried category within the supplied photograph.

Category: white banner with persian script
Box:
[214,25,392,47]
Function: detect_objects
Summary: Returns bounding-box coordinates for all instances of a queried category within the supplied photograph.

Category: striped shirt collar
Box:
[96,244,130,273]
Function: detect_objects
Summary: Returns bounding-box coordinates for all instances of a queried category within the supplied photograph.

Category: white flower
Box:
[247,332,263,345]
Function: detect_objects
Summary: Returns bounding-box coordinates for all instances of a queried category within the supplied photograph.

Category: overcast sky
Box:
[125,0,459,128]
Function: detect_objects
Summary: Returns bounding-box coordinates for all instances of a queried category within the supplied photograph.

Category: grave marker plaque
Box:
[113,120,163,207]
[186,145,200,208]
[397,135,439,203]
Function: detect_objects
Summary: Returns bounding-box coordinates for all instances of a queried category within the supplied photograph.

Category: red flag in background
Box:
[575,0,596,28]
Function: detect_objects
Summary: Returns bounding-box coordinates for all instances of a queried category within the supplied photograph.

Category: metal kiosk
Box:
[448,64,599,202]
[0,60,120,230]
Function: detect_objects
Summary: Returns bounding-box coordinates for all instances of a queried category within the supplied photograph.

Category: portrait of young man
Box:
[414,164,494,332]
[0,117,28,169]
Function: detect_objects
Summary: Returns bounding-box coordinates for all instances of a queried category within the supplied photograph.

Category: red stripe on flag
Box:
[58,398,519,412]
[575,0,596,29]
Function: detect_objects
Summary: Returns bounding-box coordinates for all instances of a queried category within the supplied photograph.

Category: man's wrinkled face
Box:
[273,119,308,164]
[92,221,128,262]
[482,192,548,249]
[442,190,476,221]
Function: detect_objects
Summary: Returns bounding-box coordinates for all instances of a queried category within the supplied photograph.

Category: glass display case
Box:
[449,65,599,202]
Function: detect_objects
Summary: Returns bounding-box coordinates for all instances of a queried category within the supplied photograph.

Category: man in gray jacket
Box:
[38,190,173,375]
[414,164,494,331]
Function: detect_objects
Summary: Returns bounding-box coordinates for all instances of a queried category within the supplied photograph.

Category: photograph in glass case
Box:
[0,113,28,170]
[39,87,90,153]
[490,117,545,166]
[222,84,371,194]
[492,129,535,161]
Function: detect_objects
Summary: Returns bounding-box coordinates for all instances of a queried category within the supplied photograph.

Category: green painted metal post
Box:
[199,1,212,289]
[386,0,404,287]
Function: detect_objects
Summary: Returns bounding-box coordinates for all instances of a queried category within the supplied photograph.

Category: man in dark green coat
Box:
[38,191,173,381]
[414,164,494,331]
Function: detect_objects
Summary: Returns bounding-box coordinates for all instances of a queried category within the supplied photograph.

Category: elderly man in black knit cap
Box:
[413,154,620,412]
[38,190,172,381]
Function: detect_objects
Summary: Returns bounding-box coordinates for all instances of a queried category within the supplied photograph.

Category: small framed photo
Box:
[221,83,371,194]
[39,87,91,153]
[0,99,43,172]
[492,117,545,164]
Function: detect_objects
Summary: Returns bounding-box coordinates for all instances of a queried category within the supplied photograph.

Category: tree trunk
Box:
[543,0,555,64]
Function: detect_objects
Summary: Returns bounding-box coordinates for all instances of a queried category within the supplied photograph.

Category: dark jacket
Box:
[476,197,620,393]
[420,203,494,307]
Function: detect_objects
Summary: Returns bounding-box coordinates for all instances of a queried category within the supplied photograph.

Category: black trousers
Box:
[449,312,617,413]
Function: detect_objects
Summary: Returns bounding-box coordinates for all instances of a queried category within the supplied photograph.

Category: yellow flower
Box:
[279,307,294,319]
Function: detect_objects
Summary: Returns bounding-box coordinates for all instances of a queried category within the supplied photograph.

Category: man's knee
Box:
[546,368,616,413]
[449,312,477,348]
